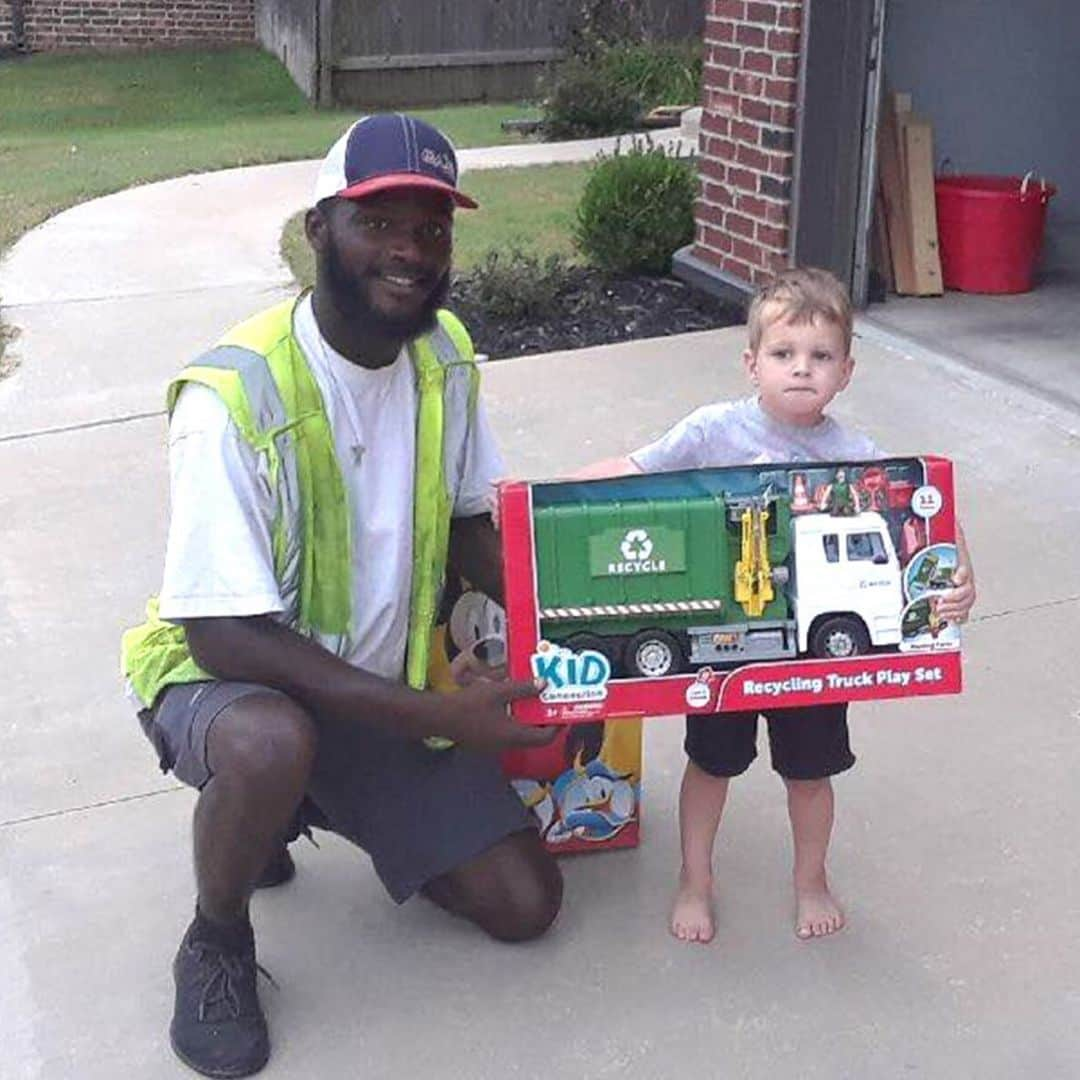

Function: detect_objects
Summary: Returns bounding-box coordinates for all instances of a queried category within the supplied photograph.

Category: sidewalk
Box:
[2,137,1079,1079]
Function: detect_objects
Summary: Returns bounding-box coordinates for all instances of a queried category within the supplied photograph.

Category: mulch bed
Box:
[448,266,744,360]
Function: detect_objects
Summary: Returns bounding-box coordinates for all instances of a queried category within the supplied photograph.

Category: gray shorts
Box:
[139,681,535,903]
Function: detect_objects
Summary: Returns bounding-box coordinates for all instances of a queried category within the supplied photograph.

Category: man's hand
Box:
[437,673,560,753]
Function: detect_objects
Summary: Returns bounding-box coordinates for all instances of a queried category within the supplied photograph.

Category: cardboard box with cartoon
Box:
[499,456,962,725]
[439,586,643,855]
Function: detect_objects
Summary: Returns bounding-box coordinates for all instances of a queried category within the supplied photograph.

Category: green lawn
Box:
[0,45,538,256]
[0,44,544,368]
[281,162,589,288]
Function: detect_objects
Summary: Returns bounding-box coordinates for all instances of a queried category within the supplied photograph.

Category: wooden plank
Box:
[903,117,944,295]
[877,98,916,293]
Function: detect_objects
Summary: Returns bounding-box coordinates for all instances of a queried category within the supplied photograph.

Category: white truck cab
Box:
[790,511,903,657]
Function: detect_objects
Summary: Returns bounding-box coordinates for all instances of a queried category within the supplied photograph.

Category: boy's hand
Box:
[933,562,976,624]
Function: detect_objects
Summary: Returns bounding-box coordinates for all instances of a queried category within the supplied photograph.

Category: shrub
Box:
[541,56,642,140]
[457,247,575,323]
[574,141,697,276]
[600,40,703,111]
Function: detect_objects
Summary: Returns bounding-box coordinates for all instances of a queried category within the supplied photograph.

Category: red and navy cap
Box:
[313,113,478,209]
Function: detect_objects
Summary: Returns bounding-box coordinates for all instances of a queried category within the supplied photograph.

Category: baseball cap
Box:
[313,113,478,209]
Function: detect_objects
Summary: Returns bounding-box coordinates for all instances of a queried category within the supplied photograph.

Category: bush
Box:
[600,41,703,111]
[457,247,575,323]
[574,141,697,276]
[542,56,642,140]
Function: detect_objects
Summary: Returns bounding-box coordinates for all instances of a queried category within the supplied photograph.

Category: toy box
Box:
[501,718,643,854]
[500,456,962,725]
[438,586,643,854]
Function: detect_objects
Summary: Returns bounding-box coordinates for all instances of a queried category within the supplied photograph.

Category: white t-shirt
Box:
[158,296,503,681]
[630,396,882,471]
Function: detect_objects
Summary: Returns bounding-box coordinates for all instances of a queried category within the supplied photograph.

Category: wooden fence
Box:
[256,0,703,108]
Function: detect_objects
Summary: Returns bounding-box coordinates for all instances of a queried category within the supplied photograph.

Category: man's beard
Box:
[322,234,450,342]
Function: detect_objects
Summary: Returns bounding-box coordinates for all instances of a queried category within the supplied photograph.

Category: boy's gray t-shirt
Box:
[630,396,882,471]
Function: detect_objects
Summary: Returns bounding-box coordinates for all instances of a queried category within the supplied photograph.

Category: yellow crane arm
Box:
[734,505,774,617]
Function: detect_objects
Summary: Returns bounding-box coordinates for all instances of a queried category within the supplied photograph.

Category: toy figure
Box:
[790,471,815,513]
[819,467,859,516]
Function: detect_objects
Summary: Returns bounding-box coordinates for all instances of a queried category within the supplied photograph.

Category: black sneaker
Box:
[254,846,295,890]
[170,918,271,1078]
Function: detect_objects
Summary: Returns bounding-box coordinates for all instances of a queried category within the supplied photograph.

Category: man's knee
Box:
[207,693,317,789]
[457,831,563,943]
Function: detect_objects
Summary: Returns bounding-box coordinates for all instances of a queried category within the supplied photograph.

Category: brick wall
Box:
[0,1,254,52]
[694,0,803,288]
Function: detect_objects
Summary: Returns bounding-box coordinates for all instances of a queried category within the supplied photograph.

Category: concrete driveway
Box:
[1,143,1078,1080]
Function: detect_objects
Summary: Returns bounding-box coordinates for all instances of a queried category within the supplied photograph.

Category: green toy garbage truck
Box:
[533,487,904,678]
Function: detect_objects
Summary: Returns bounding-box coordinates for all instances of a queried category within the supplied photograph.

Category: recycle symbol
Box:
[620,528,653,561]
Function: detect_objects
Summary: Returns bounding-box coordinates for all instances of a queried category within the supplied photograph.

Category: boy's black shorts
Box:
[685,702,855,780]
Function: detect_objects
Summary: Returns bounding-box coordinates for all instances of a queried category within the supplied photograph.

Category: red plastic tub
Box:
[934,173,1057,294]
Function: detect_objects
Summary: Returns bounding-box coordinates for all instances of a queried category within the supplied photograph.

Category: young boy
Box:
[579,267,976,944]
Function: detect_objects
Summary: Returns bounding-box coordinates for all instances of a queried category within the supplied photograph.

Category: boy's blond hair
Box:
[746,266,853,355]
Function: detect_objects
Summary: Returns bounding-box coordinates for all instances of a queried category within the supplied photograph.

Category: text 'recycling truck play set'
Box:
[499,457,962,725]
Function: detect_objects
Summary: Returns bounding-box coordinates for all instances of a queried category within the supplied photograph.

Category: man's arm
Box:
[183,615,555,752]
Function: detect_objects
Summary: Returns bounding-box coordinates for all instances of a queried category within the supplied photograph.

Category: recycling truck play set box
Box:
[499,457,962,725]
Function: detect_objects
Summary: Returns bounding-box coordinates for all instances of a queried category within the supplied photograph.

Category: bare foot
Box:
[794,884,845,940]
[670,877,715,944]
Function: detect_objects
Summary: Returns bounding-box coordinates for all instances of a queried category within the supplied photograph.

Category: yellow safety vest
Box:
[121,295,479,714]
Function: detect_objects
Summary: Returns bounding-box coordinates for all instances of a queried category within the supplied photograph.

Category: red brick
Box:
[696,201,726,227]
[735,23,766,47]
[702,180,735,206]
[707,90,740,116]
[731,118,760,143]
[776,56,799,79]
[732,71,765,95]
[704,136,736,160]
[743,50,774,75]
[736,193,768,217]
[768,28,800,53]
[705,17,736,43]
[764,200,789,224]
[778,6,803,29]
[743,98,777,123]
[710,43,740,67]
[726,212,756,239]
[723,255,755,281]
[733,237,767,266]
[765,77,798,103]
[703,64,733,90]
[736,143,771,171]
[701,226,734,254]
[772,103,797,127]
[757,222,789,249]
[727,166,759,193]
[746,2,778,24]
[714,0,747,17]
[701,111,732,136]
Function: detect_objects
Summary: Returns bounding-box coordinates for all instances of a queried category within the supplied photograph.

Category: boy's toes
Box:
[794,887,845,941]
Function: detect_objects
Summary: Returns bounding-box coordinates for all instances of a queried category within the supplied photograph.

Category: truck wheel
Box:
[564,633,621,675]
[810,616,870,659]
[625,630,683,678]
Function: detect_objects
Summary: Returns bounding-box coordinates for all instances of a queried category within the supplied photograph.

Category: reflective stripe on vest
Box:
[121,296,478,708]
